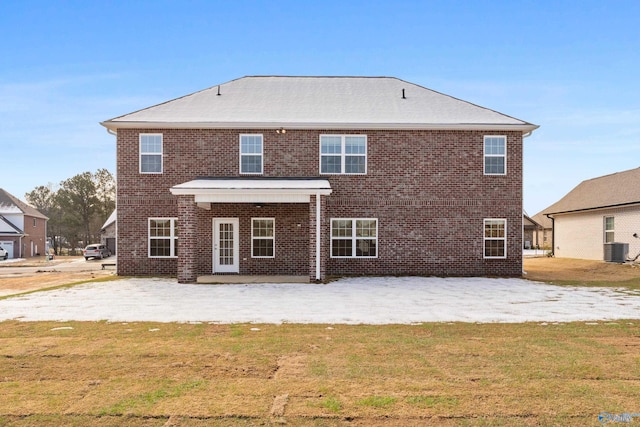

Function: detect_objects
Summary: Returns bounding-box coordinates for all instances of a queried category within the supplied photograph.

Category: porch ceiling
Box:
[169,177,332,203]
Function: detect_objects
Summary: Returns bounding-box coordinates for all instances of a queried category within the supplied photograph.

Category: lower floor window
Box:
[149,218,178,257]
[331,218,377,258]
[604,216,615,243]
[252,218,274,258]
[484,218,506,258]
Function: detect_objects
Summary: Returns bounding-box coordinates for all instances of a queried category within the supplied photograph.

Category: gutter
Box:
[100,121,540,133]
[546,200,640,217]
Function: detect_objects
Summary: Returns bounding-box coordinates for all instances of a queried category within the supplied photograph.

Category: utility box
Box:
[604,242,629,263]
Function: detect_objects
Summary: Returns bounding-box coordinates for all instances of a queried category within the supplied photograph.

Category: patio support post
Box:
[177,195,197,283]
[309,193,326,282]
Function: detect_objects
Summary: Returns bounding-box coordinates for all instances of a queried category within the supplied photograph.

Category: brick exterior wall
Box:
[116,128,524,279]
[553,205,640,260]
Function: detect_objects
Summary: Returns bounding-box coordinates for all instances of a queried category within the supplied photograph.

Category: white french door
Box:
[213,218,239,273]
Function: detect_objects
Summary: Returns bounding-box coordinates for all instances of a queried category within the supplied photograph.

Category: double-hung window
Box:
[140,134,163,173]
[240,134,263,174]
[484,219,506,258]
[331,218,377,258]
[604,216,615,243]
[252,218,274,258]
[149,218,178,258]
[320,135,367,174]
[484,136,506,175]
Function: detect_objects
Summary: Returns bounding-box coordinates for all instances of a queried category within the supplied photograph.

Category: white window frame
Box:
[148,218,178,258]
[240,134,264,174]
[483,135,506,176]
[320,134,367,175]
[139,133,163,174]
[330,218,378,258]
[483,218,507,259]
[604,216,615,243]
[251,218,275,258]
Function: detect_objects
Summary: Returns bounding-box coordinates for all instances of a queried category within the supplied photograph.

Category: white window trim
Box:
[483,135,506,176]
[330,218,378,258]
[251,217,275,258]
[240,134,264,175]
[483,218,507,259]
[604,216,615,243]
[148,217,178,258]
[139,133,163,174]
[319,134,367,175]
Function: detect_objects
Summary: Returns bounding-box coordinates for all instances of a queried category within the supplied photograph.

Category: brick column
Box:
[177,195,197,283]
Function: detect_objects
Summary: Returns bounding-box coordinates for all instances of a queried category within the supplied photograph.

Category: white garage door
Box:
[0,241,14,259]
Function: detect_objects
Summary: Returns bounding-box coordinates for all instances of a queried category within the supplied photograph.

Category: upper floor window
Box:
[149,218,178,258]
[140,134,163,173]
[33,218,37,227]
[320,135,367,174]
[330,218,377,258]
[604,216,615,243]
[484,218,507,258]
[240,134,263,174]
[484,136,506,175]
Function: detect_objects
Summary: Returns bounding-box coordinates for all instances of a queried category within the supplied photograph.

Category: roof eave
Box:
[101,121,539,133]
[546,200,640,216]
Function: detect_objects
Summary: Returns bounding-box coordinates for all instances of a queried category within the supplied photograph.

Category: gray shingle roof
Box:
[0,188,49,220]
[102,76,538,132]
[543,167,640,215]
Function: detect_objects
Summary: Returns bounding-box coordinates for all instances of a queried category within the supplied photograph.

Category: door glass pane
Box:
[219,223,234,265]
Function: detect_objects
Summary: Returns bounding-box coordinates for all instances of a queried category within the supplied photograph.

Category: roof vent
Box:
[402,88,406,99]
[217,85,221,96]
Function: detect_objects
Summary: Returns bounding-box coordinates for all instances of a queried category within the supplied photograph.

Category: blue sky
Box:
[2,0,639,215]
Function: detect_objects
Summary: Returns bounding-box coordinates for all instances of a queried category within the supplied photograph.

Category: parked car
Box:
[83,244,111,260]
[0,246,8,260]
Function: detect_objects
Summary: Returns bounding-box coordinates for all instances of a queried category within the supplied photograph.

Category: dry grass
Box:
[1,321,639,426]
[524,257,640,289]
[0,257,115,297]
[0,258,639,425]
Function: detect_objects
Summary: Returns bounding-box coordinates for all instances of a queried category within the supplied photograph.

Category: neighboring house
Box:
[101,76,538,282]
[100,210,117,255]
[523,213,543,249]
[0,188,49,259]
[543,167,640,261]
[531,212,553,250]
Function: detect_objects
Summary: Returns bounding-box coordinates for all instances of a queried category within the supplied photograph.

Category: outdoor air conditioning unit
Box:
[604,242,628,263]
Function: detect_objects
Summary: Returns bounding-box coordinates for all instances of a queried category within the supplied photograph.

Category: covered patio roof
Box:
[169,177,332,204]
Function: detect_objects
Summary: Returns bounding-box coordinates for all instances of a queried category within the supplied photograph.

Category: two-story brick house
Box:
[101,76,538,282]
[0,188,49,259]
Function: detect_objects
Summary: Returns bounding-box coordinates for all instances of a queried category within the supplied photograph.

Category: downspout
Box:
[546,214,555,257]
[315,192,321,281]
[106,126,117,269]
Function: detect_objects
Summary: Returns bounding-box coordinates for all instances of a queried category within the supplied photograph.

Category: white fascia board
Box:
[171,188,332,197]
[170,180,332,204]
[102,121,539,132]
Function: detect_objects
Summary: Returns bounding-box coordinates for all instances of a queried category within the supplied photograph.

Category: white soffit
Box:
[170,178,332,204]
